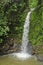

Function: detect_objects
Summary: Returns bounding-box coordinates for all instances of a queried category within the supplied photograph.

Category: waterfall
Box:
[20,8,35,53]
[21,11,32,53]
[11,8,35,60]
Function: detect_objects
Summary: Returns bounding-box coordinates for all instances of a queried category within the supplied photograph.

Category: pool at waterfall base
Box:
[0,55,43,65]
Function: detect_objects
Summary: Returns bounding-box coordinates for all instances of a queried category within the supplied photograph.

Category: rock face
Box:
[32,44,43,62]
[0,38,20,56]
[0,43,18,55]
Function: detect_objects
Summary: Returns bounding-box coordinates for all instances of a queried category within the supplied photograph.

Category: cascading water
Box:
[11,8,35,60]
[21,11,32,53]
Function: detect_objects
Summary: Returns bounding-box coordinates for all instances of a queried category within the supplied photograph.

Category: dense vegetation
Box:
[29,0,43,46]
[0,0,29,45]
[0,0,43,47]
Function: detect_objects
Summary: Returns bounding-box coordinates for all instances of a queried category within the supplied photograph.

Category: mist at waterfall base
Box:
[10,8,35,60]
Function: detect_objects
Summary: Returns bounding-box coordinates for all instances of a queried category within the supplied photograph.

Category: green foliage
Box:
[29,6,43,46]
[29,0,38,8]
[0,2,9,43]
[0,0,29,44]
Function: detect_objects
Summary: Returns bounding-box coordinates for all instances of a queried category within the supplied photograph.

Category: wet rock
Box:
[27,42,33,54]
[37,54,43,62]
